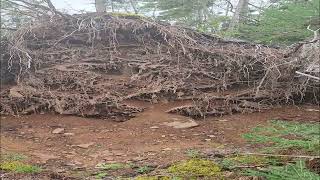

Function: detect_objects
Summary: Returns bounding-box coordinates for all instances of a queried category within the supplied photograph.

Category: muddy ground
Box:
[0,101,319,179]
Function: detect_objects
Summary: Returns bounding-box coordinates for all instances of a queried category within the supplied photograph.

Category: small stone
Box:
[52,128,64,134]
[205,139,212,141]
[207,135,216,138]
[75,142,94,148]
[161,135,166,138]
[115,152,126,156]
[9,88,23,98]
[73,161,83,165]
[63,133,75,136]
[162,148,172,151]
[150,126,159,129]
[163,120,198,129]
[218,119,229,122]
[224,171,234,178]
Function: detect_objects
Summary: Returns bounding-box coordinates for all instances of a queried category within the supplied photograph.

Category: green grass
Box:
[245,160,320,180]
[242,120,320,154]
[0,152,41,174]
[2,153,28,161]
[96,163,130,170]
[221,154,281,169]
[94,172,108,179]
[0,161,41,173]
[136,166,154,174]
[185,149,201,159]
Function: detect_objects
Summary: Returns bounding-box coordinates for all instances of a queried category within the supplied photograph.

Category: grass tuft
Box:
[242,120,320,154]
[95,163,129,170]
[94,172,108,179]
[136,165,154,174]
[245,160,320,180]
[2,153,28,161]
[185,149,201,159]
[0,161,41,173]
[221,154,280,169]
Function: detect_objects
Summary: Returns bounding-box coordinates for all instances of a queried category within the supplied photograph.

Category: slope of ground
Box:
[1,102,319,179]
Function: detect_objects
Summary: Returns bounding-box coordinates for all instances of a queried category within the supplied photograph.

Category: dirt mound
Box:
[1,13,319,119]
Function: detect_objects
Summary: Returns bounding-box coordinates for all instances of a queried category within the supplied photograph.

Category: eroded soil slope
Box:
[1,102,319,179]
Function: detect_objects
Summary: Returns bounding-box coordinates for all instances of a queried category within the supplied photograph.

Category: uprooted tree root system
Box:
[1,13,319,120]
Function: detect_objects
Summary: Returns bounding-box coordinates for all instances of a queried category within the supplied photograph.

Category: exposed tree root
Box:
[0,13,319,120]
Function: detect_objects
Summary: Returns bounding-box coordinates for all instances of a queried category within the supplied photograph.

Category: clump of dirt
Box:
[307,158,320,175]
[1,12,319,119]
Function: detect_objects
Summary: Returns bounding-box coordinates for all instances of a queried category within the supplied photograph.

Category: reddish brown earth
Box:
[0,101,319,179]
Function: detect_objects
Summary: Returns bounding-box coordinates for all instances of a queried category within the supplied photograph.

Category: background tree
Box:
[95,0,106,12]
[229,0,249,30]
[235,0,320,45]
[1,0,53,35]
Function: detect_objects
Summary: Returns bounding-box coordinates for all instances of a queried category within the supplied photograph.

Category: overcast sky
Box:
[50,0,267,15]
[52,0,95,13]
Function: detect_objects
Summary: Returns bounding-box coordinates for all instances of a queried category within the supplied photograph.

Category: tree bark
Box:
[129,0,138,14]
[229,0,249,30]
[95,0,106,13]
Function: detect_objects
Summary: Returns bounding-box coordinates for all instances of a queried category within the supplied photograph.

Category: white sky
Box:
[52,0,95,13]
[50,0,268,15]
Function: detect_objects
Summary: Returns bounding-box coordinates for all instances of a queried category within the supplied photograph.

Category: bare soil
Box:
[1,102,319,179]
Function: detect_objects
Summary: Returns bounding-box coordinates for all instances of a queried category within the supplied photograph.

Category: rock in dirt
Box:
[52,128,65,134]
[162,148,172,151]
[9,88,23,98]
[150,126,159,129]
[63,133,75,136]
[75,142,95,148]
[163,120,198,129]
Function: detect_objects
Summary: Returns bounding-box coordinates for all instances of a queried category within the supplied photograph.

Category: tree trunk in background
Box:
[129,0,138,14]
[229,0,249,30]
[95,0,106,13]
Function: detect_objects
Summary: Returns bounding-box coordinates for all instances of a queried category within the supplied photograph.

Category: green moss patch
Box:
[0,161,41,173]
[168,159,221,178]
